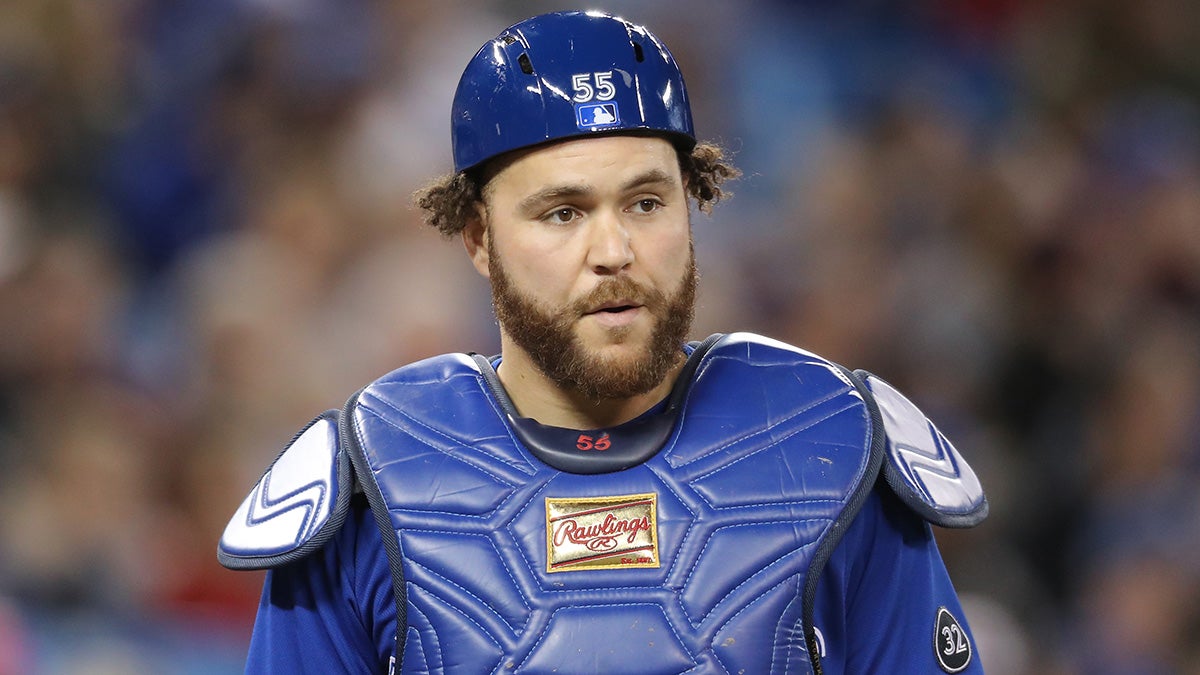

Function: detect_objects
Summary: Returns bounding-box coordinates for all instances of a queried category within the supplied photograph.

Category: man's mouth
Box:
[587,301,641,315]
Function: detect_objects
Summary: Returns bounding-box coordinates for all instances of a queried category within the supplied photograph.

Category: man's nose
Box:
[586,210,634,274]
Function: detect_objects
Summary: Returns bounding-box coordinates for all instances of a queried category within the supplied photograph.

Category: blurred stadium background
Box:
[1,0,1198,672]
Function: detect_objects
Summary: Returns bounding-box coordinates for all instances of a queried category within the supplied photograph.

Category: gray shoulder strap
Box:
[218,410,355,570]
[858,371,988,528]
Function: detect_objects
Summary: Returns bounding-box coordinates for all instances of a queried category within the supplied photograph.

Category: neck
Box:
[495,340,683,430]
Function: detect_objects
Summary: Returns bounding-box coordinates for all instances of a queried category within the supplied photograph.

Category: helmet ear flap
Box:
[450,11,696,174]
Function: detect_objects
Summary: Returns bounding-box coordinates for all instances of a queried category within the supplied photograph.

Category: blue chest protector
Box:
[219,333,987,674]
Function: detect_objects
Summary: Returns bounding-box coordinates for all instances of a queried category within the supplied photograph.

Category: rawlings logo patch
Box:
[934,607,972,673]
[545,493,659,573]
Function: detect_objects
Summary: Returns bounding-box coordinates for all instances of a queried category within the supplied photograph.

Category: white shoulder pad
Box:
[218,410,353,570]
[859,372,988,528]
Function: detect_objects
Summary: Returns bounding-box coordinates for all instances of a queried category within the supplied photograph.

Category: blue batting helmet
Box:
[451,11,696,173]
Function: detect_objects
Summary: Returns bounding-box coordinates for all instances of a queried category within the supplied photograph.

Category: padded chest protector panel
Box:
[347,333,881,675]
[860,373,988,528]
[218,411,353,570]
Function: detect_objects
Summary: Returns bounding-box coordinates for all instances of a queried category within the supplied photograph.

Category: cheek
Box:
[498,239,579,300]
[643,227,693,285]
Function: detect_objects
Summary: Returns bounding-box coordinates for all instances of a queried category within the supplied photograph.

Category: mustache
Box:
[573,276,665,315]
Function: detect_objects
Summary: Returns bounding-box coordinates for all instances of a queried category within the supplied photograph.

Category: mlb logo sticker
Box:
[576,102,621,130]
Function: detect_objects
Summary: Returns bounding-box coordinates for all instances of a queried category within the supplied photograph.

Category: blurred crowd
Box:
[0,0,1197,672]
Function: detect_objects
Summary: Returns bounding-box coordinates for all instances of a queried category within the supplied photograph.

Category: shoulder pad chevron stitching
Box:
[218,410,354,569]
[858,372,988,528]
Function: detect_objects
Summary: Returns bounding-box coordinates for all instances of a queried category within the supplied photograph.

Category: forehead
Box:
[485,135,682,200]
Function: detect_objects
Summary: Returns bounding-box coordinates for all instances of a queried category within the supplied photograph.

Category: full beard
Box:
[489,238,698,402]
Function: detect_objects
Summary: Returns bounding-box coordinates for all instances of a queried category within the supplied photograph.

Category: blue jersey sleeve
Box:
[812,483,983,674]
[245,495,398,674]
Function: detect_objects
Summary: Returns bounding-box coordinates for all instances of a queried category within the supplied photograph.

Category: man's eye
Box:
[633,199,662,213]
[546,208,578,224]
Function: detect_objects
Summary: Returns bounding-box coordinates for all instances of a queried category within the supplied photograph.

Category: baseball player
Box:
[219,11,988,674]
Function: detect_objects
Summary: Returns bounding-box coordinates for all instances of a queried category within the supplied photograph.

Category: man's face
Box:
[472,135,697,401]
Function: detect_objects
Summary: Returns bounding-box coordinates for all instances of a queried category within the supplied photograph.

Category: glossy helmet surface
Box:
[451,11,696,173]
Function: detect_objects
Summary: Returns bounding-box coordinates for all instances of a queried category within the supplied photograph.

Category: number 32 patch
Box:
[934,607,972,673]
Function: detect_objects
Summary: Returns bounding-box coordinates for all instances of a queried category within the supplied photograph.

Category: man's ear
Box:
[462,208,490,278]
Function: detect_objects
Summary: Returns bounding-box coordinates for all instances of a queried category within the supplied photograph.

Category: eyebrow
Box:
[621,168,677,193]
[517,184,589,215]
[516,168,678,215]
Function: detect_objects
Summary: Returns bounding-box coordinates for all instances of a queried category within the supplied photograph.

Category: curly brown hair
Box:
[413,141,740,237]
